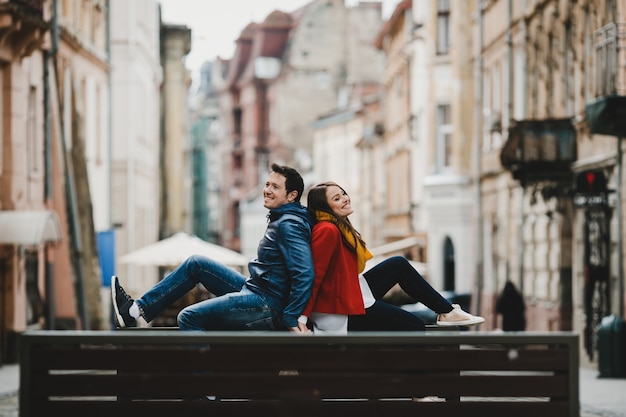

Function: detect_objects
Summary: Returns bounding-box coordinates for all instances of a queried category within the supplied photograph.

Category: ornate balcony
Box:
[500,118,577,186]
[0,0,49,59]
[7,0,44,14]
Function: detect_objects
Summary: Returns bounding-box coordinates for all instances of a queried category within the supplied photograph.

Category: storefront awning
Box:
[0,210,62,245]
[369,236,425,257]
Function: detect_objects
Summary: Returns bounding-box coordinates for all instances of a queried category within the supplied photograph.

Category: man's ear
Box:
[287,190,299,202]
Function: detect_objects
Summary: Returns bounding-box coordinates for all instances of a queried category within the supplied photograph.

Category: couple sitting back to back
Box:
[112,164,484,334]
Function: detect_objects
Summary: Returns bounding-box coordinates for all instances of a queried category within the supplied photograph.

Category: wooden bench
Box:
[19,330,579,417]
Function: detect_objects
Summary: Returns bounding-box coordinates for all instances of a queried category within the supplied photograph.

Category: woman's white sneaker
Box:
[436,304,485,326]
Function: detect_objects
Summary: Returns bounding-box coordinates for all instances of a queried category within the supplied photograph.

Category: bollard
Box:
[597,314,626,378]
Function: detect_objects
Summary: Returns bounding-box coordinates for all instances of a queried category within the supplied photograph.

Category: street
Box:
[0,395,17,417]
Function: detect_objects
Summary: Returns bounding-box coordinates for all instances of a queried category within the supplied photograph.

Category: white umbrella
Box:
[119,232,249,268]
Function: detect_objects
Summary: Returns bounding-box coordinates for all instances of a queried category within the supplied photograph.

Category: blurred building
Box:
[159,24,191,238]
[375,0,416,247]
[418,0,476,296]
[311,82,385,248]
[0,0,173,362]
[109,0,163,311]
[219,0,385,252]
[188,60,225,244]
[0,0,109,362]
[480,0,626,366]
[370,0,476,298]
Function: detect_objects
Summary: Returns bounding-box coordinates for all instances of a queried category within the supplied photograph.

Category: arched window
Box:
[443,237,455,291]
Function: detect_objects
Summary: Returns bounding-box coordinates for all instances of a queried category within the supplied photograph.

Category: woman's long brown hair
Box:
[306,182,367,251]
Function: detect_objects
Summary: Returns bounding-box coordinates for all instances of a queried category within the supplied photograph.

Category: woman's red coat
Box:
[302,221,365,317]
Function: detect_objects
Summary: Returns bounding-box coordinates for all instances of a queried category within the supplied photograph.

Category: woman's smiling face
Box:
[326,185,353,219]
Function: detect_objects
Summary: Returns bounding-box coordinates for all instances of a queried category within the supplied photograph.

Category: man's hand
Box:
[288,324,312,334]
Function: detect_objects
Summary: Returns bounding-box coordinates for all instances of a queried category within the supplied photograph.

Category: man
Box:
[111,163,314,332]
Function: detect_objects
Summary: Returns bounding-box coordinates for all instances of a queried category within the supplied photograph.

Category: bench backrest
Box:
[19,330,579,417]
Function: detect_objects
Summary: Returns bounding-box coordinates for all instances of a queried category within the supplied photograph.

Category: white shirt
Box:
[359,274,376,308]
[298,273,376,331]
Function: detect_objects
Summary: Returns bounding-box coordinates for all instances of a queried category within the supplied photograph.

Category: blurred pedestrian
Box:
[496,280,526,331]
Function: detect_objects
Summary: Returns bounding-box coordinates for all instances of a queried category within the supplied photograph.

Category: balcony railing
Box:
[500,118,577,186]
[0,0,45,17]
[0,0,48,58]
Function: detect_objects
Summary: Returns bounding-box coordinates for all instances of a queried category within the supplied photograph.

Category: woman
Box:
[298,182,484,334]
[298,183,367,333]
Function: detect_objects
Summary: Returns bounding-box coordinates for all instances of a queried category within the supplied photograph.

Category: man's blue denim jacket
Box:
[246,202,314,328]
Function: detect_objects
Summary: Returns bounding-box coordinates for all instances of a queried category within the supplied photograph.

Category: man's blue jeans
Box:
[135,255,280,331]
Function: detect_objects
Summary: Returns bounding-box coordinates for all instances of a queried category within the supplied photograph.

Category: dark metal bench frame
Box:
[19,330,579,417]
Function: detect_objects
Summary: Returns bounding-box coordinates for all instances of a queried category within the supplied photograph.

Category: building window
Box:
[316,70,330,88]
[436,0,450,55]
[233,108,242,138]
[436,104,452,171]
[531,37,540,118]
[443,237,455,291]
[26,252,44,326]
[482,68,492,150]
[95,84,103,165]
[27,86,39,174]
[0,66,3,173]
[490,61,503,148]
[513,49,526,121]
[607,0,617,21]
[594,22,618,97]
[546,34,554,117]
[565,22,574,115]
[584,14,593,102]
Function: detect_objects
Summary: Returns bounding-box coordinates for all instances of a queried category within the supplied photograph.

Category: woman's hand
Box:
[288,324,312,334]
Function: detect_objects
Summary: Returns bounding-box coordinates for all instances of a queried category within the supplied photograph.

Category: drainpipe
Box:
[43,0,59,330]
[106,0,112,229]
[507,0,524,294]
[517,0,528,294]
[518,190,525,294]
[66,89,89,330]
[504,0,522,293]
[44,0,58,201]
[617,136,624,317]
[474,0,484,315]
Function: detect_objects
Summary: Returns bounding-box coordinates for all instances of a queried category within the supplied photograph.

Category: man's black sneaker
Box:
[111,275,137,328]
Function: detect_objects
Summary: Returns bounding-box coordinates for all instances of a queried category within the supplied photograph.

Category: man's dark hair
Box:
[271,163,304,202]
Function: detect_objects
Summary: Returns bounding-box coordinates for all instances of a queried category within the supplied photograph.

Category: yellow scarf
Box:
[315,211,373,273]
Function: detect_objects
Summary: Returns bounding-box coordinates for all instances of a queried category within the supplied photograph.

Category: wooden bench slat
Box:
[30,345,570,372]
[29,399,572,417]
[31,373,569,398]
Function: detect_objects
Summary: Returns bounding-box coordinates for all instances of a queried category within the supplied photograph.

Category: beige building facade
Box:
[481,0,581,332]
[221,0,385,253]
[418,0,477,295]
[478,0,626,365]
[109,0,163,307]
[372,0,476,298]
[0,0,60,364]
[0,0,111,362]
[0,0,173,362]
[376,1,414,243]
[54,0,110,332]
[160,24,191,238]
